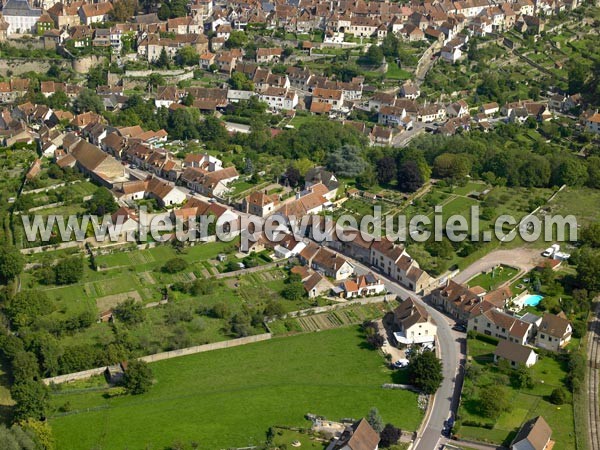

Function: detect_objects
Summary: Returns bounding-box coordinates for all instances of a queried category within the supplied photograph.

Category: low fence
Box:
[22,180,82,195]
[20,240,82,255]
[43,333,272,385]
[268,295,392,322]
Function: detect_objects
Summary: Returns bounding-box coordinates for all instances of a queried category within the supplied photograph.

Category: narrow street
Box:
[339,253,465,450]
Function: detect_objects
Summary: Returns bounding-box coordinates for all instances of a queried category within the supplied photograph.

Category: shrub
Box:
[54,257,84,285]
[550,387,567,405]
[114,298,144,325]
[379,424,402,448]
[123,360,153,395]
[104,386,127,398]
[474,332,500,346]
[161,257,188,273]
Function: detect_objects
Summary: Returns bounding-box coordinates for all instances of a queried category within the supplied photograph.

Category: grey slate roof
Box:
[2,0,41,17]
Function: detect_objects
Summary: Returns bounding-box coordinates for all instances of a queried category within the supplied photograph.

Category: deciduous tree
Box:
[408,350,443,394]
[123,360,153,394]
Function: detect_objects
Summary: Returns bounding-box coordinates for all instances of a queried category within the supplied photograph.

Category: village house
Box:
[0,78,30,103]
[400,81,420,100]
[328,418,380,450]
[468,307,534,345]
[273,234,306,259]
[511,416,553,450]
[534,312,572,351]
[378,105,406,127]
[371,125,393,145]
[303,272,334,298]
[392,297,437,345]
[286,66,312,90]
[167,16,201,35]
[199,51,216,70]
[446,100,469,118]
[309,247,354,280]
[145,177,187,207]
[312,88,345,112]
[180,166,239,197]
[370,239,431,292]
[431,280,495,323]
[417,103,446,123]
[276,191,328,217]
[305,167,339,199]
[110,206,140,241]
[79,2,113,25]
[368,92,396,112]
[183,153,222,171]
[47,1,83,28]
[334,273,385,298]
[480,102,499,116]
[494,340,538,368]
[60,138,126,188]
[69,25,92,47]
[259,87,298,111]
[256,47,283,64]
[585,113,600,134]
[172,195,237,227]
[2,0,41,34]
[241,190,279,217]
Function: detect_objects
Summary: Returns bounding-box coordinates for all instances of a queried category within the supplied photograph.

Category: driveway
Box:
[453,248,543,285]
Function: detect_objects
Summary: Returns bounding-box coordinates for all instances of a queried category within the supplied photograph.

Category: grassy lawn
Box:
[547,186,600,226]
[385,63,411,80]
[271,428,327,449]
[466,264,519,291]
[50,326,423,450]
[340,197,391,219]
[228,179,256,197]
[457,337,575,448]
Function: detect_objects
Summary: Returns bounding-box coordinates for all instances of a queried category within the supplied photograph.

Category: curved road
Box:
[348,256,465,450]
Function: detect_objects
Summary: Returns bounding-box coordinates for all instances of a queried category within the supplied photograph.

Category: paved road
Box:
[343,254,464,450]
[392,124,428,148]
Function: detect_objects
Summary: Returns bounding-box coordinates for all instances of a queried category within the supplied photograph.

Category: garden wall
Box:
[43,333,272,385]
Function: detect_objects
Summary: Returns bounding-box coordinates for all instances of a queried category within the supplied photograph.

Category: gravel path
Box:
[453,248,543,285]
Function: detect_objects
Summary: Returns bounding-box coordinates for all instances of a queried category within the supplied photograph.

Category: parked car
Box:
[392,359,409,369]
[542,243,560,257]
[452,324,466,332]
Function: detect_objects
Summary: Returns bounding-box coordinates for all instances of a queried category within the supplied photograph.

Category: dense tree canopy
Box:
[73,89,104,114]
[54,257,84,285]
[123,360,153,394]
[86,187,118,216]
[408,350,443,394]
[327,145,368,178]
[397,161,424,193]
[0,245,24,284]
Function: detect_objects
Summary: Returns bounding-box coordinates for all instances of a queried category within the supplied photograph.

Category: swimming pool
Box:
[522,294,543,307]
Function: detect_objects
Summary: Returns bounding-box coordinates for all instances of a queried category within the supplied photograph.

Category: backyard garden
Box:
[456,335,576,448]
